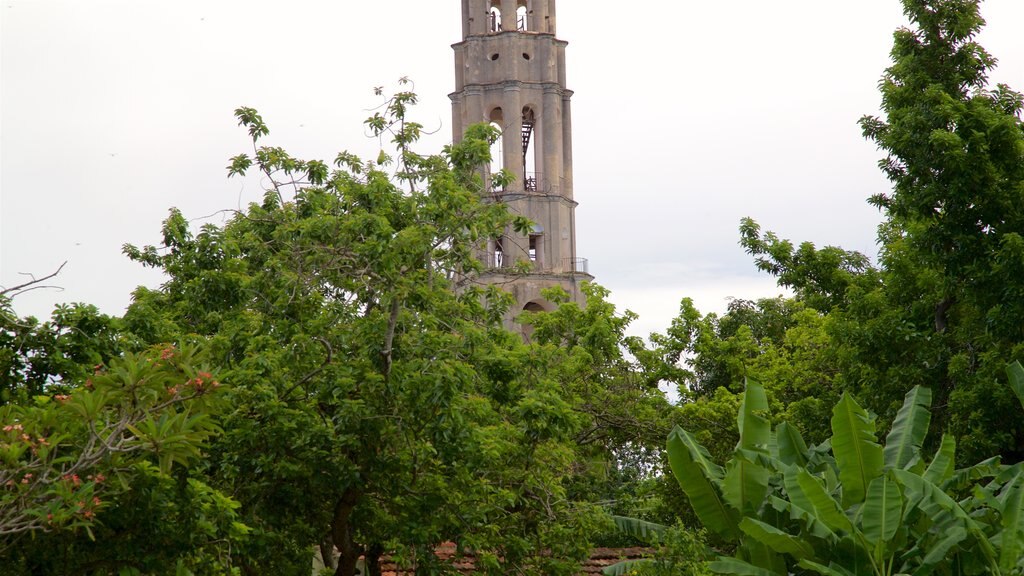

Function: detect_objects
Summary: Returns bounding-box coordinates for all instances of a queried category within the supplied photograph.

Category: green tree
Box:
[1,298,124,404]
[854,0,1024,462]
[737,0,1024,464]
[0,337,246,575]
[521,284,676,537]
[119,86,615,576]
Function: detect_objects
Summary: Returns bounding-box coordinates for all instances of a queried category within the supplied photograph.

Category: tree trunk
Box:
[320,532,336,572]
[935,296,954,332]
[366,543,384,576]
[332,489,362,576]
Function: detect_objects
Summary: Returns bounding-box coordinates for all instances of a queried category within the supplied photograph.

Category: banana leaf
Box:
[883,386,932,471]
[996,473,1024,573]
[831,393,884,508]
[1007,361,1024,411]
[739,517,816,560]
[774,422,810,469]
[893,469,998,572]
[797,559,856,576]
[709,556,784,575]
[723,453,770,515]
[602,559,656,576]
[738,378,771,454]
[923,434,956,486]
[609,515,666,543]
[783,466,853,534]
[860,474,903,549]
[915,526,967,574]
[769,496,838,542]
[668,426,741,539]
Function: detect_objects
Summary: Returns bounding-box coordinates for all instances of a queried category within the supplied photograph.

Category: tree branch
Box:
[1,261,67,297]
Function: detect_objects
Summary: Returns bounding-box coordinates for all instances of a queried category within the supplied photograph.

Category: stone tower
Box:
[450,0,591,329]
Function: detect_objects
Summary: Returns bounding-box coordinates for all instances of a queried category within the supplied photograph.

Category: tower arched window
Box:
[516,6,528,31]
[529,224,544,267]
[488,108,505,191]
[522,106,537,191]
[492,237,505,268]
[488,6,501,32]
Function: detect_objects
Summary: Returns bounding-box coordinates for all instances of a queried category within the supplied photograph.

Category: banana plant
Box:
[662,362,1024,576]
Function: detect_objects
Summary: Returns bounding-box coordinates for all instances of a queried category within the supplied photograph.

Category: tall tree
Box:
[856,0,1024,460]
[738,0,1024,463]
[120,87,615,576]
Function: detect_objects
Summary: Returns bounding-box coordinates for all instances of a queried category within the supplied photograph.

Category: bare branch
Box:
[1,261,67,297]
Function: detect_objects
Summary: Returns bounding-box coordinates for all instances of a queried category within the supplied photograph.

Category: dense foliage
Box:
[668,367,1024,575]
[4,0,1024,573]
[0,335,246,575]
[2,85,672,575]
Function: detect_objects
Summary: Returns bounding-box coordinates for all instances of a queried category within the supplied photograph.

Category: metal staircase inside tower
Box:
[522,121,536,191]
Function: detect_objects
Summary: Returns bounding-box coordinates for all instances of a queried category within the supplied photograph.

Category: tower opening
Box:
[489,108,504,190]
[528,226,544,267]
[492,236,505,268]
[516,6,529,31]
[522,106,537,191]
[489,6,502,32]
[523,301,545,313]
[489,122,504,190]
[520,300,547,339]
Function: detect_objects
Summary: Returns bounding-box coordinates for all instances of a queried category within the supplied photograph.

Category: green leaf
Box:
[769,496,838,542]
[737,378,771,454]
[884,386,932,471]
[997,473,1024,572]
[667,425,741,540]
[923,434,956,486]
[860,474,903,549]
[783,466,853,534]
[708,556,784,575]
[739,517,816,560]
[797,559,856,576]
[774,422,809,468]
[608,515,666,543]
[744,536,788,573]
[916,526,967,574]
[1007,361,1024,412]
[723,453,770,516]
[602,559,656,576]
[893,469,999,570]
[831,393,883,508]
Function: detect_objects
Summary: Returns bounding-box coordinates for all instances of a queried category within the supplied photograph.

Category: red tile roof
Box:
[376,544,652,575]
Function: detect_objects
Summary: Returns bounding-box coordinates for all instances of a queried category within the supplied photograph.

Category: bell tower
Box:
[451,0,591,328]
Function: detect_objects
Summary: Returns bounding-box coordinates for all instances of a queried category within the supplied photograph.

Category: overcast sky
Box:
[3,0,1024,338]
